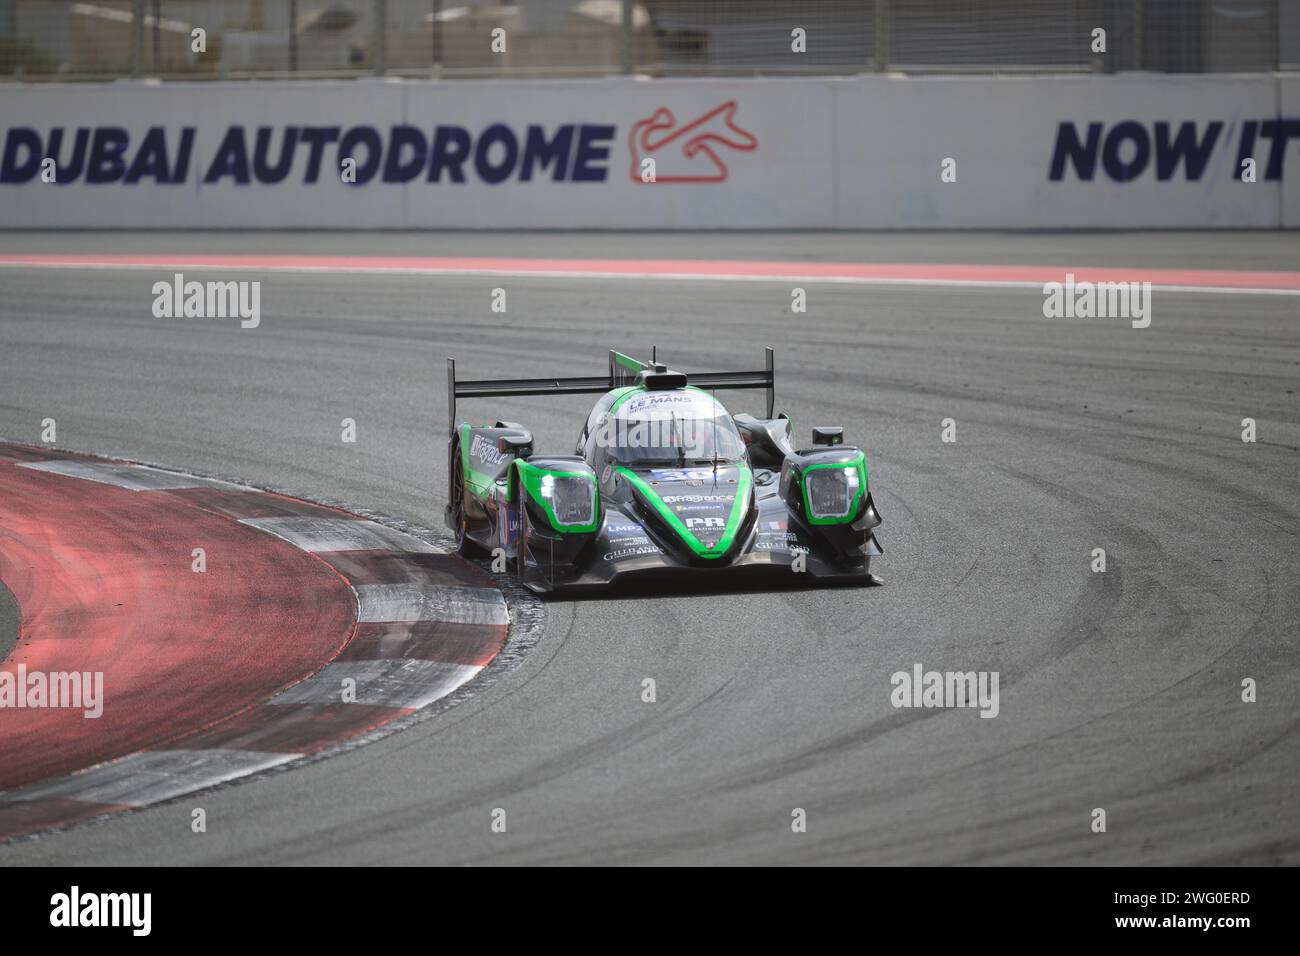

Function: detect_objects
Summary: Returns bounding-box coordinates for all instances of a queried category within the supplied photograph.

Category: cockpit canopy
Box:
[588,387,746,465]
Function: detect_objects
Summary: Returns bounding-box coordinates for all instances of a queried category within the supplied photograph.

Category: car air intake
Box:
[639,366,689,390]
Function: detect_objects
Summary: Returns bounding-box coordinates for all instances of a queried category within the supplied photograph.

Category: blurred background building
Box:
[0,0,1296,79]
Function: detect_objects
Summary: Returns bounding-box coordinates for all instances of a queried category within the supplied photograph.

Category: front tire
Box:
[451,449,489,558]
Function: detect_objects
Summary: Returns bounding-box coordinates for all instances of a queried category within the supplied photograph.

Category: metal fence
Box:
[1,0,1295,81]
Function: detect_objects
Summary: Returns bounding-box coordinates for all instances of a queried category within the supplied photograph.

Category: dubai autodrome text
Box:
[0,123,616,185]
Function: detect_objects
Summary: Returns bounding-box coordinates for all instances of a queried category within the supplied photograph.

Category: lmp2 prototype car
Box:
[445,348,882,593]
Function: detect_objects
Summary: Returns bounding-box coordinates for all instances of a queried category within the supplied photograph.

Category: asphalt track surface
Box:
[1,231,1297,865]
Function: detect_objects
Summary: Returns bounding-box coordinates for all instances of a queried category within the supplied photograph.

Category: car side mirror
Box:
[498,433,533,457]
[812,426,843,447]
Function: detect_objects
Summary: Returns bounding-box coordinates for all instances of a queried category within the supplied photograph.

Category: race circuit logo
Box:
[628,101,758,184]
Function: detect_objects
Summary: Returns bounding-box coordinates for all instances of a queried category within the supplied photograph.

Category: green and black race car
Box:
[445,349,882,593]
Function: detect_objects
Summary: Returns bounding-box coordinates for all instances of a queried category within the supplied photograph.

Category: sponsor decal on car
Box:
[684,516,725,529]
[604,521,643,536]
[471,433,508,467]
[755,539,809,554]
[650,468,717,482]
[621,392,696,415]
[603,544,665,561]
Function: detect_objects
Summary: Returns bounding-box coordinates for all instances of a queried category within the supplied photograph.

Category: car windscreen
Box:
[600,414,746,465]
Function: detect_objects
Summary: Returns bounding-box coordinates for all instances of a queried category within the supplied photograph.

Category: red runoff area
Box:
[0,446,356,793]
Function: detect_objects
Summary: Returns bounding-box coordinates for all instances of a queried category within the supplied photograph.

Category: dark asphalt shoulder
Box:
[0,577,17,663]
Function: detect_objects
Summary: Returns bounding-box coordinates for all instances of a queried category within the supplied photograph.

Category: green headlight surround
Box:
[515,460,599,534]
[800,452,867,526]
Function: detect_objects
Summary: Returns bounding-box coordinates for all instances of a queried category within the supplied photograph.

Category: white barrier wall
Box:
[1280,75,1300,230]
[0,75,1295,228]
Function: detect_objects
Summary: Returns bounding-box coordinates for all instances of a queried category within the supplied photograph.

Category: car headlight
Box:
[538,473,596,528]
[804,464,860,520]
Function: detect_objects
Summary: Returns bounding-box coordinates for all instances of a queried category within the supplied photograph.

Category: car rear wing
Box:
[447,347,775,435]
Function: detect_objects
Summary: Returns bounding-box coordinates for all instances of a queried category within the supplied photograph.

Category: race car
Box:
[445,348,882,593]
